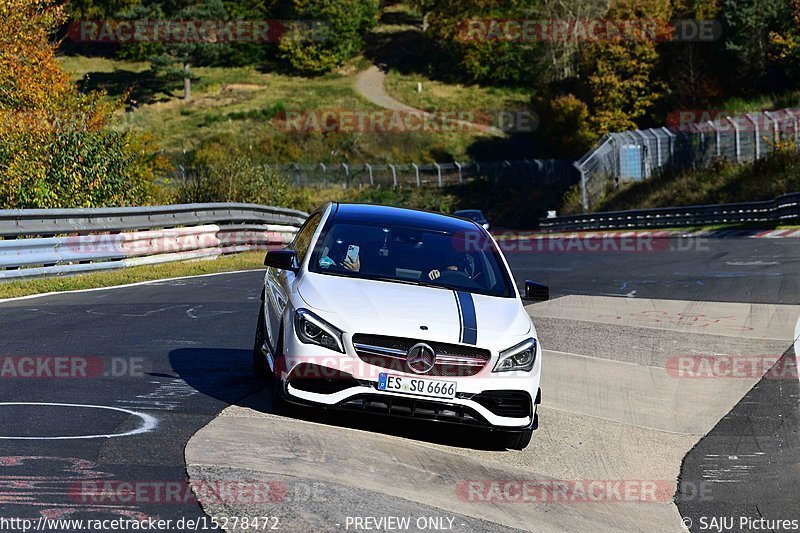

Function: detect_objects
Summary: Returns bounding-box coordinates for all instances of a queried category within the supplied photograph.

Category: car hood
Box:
[297,272,532,348]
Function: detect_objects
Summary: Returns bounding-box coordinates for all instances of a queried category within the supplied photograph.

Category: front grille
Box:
[472,391,532,418]
[337,394,489,426]
[351,334,491,377]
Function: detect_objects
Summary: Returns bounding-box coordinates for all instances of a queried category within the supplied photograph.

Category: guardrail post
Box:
[389,164,397,189]
[727,117,741,163]
[455,162,463,183]
[412,163,420,187]
[342,163,350,189]
[434,163,442,187]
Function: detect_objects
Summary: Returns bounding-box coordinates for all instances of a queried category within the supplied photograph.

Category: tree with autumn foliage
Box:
[0,0,168,208]
[769,0,800,83]
[577,0,672,134]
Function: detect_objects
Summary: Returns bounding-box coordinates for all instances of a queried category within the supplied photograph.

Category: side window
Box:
[292,213,322,264]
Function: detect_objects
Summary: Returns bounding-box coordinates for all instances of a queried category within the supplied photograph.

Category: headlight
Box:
[294,309,345,353]
[493,338,537,372]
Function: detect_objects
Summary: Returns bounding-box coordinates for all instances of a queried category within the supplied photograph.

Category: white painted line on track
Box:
[0,269,262,305]
[0,403,157,440]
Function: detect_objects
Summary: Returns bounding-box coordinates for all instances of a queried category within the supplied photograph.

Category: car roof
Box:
[331,203,481,233]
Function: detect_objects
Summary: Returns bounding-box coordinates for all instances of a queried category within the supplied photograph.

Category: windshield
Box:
[309,220,513,297]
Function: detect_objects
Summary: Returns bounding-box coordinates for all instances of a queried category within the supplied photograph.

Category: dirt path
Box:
[354,65,505,137]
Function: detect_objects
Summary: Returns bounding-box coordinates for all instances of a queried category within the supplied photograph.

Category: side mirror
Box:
[264,250,298,272]
[523,280,549,302]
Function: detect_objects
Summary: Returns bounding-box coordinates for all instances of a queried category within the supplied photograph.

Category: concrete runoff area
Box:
[186,295,800,532]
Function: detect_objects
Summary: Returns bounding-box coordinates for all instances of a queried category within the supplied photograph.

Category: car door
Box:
[264,212,322,354]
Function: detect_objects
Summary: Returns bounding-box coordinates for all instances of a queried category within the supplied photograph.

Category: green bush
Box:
[534,93,597,158]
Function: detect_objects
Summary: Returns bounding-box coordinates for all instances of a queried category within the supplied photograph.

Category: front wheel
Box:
[252,303,269,379]
[502,429,533,450]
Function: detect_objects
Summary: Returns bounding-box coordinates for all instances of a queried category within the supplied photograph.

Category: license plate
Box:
[377,373,456,399]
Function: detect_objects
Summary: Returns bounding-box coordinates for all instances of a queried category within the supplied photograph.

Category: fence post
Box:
[745,113,760,160]
[389,164,397,189]
[791,110,800,152]
[455,162,463,183]
[707,121,720,157]
[319,163,328,186]
[292,164,301,186]
[727,117,741,163]
[412,163,420,187]
[763,111,780,148]
[434,163,442,187]
[575,162,589,212]
[661,127,675,164]
[366,163,374,186]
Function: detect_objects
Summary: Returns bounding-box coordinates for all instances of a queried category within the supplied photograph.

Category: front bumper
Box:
[278,317,541,430]
[282,378,540,430]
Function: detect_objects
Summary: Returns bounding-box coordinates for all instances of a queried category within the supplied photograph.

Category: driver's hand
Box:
[428,269,440,280]
[343,257,361,272]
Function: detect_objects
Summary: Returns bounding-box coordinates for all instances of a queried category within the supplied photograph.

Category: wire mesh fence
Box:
[576,108,800,211]
[264,159,579,189]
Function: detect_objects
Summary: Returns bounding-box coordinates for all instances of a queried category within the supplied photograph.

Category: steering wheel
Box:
[435,269,481,289]
[437,269,471,281]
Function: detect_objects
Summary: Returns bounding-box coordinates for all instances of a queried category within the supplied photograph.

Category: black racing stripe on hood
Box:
[455,291,478,345]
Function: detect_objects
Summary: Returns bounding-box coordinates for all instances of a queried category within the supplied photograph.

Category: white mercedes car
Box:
[253,203,547,449]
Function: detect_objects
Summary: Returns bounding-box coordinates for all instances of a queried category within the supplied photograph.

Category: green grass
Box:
[59,55,498,164]
[384,71,530,115]
[0,251,266,299]
[718,91,800,114]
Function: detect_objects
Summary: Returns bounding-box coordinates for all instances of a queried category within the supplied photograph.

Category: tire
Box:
[253,301,286,408]
[252,301,269,379]
[502,429,533,450]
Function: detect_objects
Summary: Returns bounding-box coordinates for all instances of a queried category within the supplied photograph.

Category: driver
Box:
[428,252,470,280]
[319,233,362,272]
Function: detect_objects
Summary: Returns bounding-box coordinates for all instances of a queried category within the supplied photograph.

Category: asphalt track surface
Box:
[0,236,797,532]
[507,236,800,304]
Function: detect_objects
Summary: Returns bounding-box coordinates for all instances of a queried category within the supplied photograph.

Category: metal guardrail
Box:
[540,193,800,231]
[0,203,307,280]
